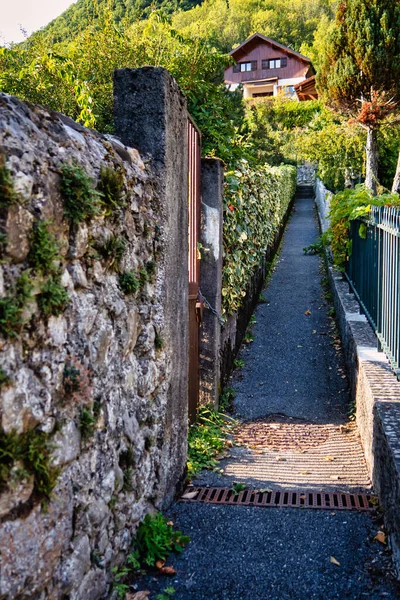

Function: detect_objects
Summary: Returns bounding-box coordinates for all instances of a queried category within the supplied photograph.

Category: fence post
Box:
[113,67,189,505]
[199,158,224,408]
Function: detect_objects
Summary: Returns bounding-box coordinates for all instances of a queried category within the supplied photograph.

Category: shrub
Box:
[222,161,296,314]
[328,185,400,268]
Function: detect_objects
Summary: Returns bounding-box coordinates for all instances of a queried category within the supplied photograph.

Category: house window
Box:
[262,57,288,70]
[233,61,257,73]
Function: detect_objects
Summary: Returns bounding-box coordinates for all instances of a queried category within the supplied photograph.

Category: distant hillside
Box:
[40,0,202,43]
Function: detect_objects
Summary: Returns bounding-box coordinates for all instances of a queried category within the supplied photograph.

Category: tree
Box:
[317,0,400,194]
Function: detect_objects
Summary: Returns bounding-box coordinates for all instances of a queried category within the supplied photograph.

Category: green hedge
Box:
[222,161,297,314]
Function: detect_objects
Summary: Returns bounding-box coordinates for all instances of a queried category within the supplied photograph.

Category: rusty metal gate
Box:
[188,117,201,423]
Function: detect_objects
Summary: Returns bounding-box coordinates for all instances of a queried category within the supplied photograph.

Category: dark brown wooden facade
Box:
[224,33,314,98]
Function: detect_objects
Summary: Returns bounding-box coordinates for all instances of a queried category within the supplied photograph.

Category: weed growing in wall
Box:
[0,154,18,209]
[155,332,164,350]
[16,270,33,304]
[98,167,125,213]
[119,271,140,295]
[99,235,126,271]
[0,428,60,499]
[63,361,81,395]
[28,221,60,273]
[79,407,97,439]
[38,274,69,317]
[0,297,23,338]
[60,163,101,223]
[119,446,135,492]
[0,368,11,389]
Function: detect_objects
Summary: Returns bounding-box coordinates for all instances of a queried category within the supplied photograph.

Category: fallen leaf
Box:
[155,560,166,569]
[259,488,273,493]
[277,457,286,462]
[125,592,150,600]
[304,310,311,316]
[312,330,317,334]
[375,531,387,544]
[324,456,335,462]
[331,512,336,516]
[330,556,340,566]
[299,470,311,475]
[166,521,174,527]
[159,566,176,575]
[181,491,198,500]
[300,494,307,500]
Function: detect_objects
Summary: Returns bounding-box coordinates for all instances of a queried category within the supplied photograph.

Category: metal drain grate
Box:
[180,487,377,512]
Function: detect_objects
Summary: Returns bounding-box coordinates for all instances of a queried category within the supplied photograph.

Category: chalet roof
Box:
[230,33,311,63]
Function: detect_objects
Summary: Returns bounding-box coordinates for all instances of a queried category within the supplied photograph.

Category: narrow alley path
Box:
[142,196,399,599]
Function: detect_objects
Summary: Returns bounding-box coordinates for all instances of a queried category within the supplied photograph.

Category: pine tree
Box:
[317,0,400,194]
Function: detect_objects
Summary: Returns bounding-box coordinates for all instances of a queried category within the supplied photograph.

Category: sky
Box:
[0,0,77,44]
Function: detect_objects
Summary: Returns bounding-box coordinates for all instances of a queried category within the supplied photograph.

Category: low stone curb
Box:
[315,190,400,576]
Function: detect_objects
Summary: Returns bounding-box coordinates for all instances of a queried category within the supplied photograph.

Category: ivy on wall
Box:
[222,161,297,314]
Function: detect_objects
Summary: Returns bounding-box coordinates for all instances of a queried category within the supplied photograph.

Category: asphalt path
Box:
[136,196,399,600]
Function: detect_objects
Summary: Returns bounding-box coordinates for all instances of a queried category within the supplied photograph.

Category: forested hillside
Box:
[38,0,336,53]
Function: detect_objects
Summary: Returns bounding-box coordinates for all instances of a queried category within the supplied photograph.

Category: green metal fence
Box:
[346,206,400,375]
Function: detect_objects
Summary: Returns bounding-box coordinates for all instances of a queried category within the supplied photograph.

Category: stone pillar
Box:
[114,67,189,506]
[199,158,224,408]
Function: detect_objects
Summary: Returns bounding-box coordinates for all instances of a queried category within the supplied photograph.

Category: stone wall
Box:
[0,82,188,599]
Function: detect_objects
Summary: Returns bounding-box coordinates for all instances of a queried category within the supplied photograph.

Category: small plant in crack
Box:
[79,407,97,440]
[63,361,81,395]
[233,358,245,369]
[99,235,126,271]
[38,274,69,317]
[156,587,176,600]
[232,482,247,496]
[244,332,255,344]
[28,221,60,274]
[60,163,101,224]
[119,271,140,295]
[219,386,236,412]
[0,154,19,210]
[97,166,125,213]
[155,332,164,350]
[0,367,11,389]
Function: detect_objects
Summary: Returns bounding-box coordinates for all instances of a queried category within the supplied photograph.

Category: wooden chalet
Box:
[224,33,314,99]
